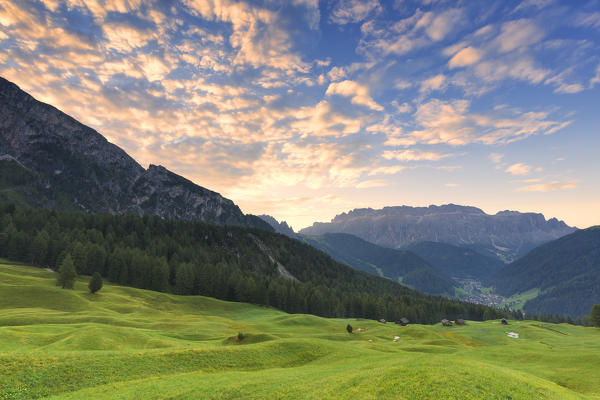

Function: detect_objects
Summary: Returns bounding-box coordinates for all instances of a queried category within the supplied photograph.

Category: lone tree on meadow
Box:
[57,254,77,289]
[590,304,600,327]
[88,272,103,294]
[346,324,353,334]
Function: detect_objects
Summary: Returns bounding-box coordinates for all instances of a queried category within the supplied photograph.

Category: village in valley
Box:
[455,278,504,307]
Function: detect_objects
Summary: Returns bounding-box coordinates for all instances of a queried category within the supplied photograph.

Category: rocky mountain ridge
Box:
[0,77,271,230]
[258,215,298,238]
[300,204,575,262]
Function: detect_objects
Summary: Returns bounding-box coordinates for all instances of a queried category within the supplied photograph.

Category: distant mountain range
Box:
[0,77,271,231]
[489,226,600,317]
[300,205,575,263]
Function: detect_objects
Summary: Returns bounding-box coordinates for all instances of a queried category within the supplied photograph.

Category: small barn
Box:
[455,319,466,325]
[396,317,409,326]
[441,319,452,327]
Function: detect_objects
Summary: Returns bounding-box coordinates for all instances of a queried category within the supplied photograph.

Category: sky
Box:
[1,0,599,230]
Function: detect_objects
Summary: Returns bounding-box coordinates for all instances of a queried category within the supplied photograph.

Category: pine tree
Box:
[590,304,600,327]
[57,254,77,289]
[88,272,103,294]
[175,263,196,295]
[30,230,49,266]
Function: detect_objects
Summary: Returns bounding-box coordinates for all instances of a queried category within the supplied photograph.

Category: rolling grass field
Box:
[1,261,600,399]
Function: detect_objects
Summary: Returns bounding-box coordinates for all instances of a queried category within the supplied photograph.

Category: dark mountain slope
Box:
[407,241,505,280]
[303,233,457,296]
[0,77,270,230]
[300,205,575,262]
[490,226,600,317]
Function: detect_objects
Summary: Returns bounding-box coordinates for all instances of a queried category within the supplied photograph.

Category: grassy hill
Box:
[303,233,457,296]
[2,262,600,399]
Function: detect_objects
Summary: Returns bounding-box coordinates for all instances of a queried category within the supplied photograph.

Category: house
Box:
[455,319,466,325]
[396,317,409,326]
[441,319,453,327]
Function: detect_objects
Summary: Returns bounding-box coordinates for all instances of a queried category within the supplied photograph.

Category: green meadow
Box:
[1,261,599,399]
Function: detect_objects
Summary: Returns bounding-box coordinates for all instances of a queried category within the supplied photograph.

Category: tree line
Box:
[1,203,516,324]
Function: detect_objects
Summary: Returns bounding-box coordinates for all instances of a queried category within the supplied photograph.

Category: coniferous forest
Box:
[0,203,519,324]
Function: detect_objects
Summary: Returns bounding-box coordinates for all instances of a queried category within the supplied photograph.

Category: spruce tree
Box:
[88,272,103,294]
[590,304,600,327]
[57,254,77,289]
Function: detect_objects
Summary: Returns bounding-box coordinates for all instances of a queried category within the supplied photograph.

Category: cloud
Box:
[382,149,450,162]
[403,99,570,146]
[489,153,504,164]
[518,180,576,192]
[183,0,309,72]
[419,8,463,41]
[505,163,531,175]
[448,47,482,68]
[102,21,156,53]
[494,19,545,53]
[545,69,585,94]
[392,101,412,113]
[419,74,446,93]
[330,0,381,25]
[357,8,464,58]
[356,179,387,188]
[367,165,406,176]
[326,80,383,111]
[514,0,555,12]
[575,12,600,30]
[291,100,365,137]
[591,65,600,87]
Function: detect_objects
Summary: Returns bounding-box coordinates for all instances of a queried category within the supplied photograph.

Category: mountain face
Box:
[407,242,505,280]
[0,77,271,230]
[300,205,575,262]
[303,233,457,296]
[489,226,600,317]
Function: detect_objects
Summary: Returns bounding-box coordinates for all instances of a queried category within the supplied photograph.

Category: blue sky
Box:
[1,0,599,229]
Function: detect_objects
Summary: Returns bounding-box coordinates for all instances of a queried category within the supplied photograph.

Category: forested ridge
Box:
[490,226,600,317]
[0,204,512,324]
[303,233,457,296]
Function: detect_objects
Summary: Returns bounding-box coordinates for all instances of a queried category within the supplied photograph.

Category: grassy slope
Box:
[1,262,599,400]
